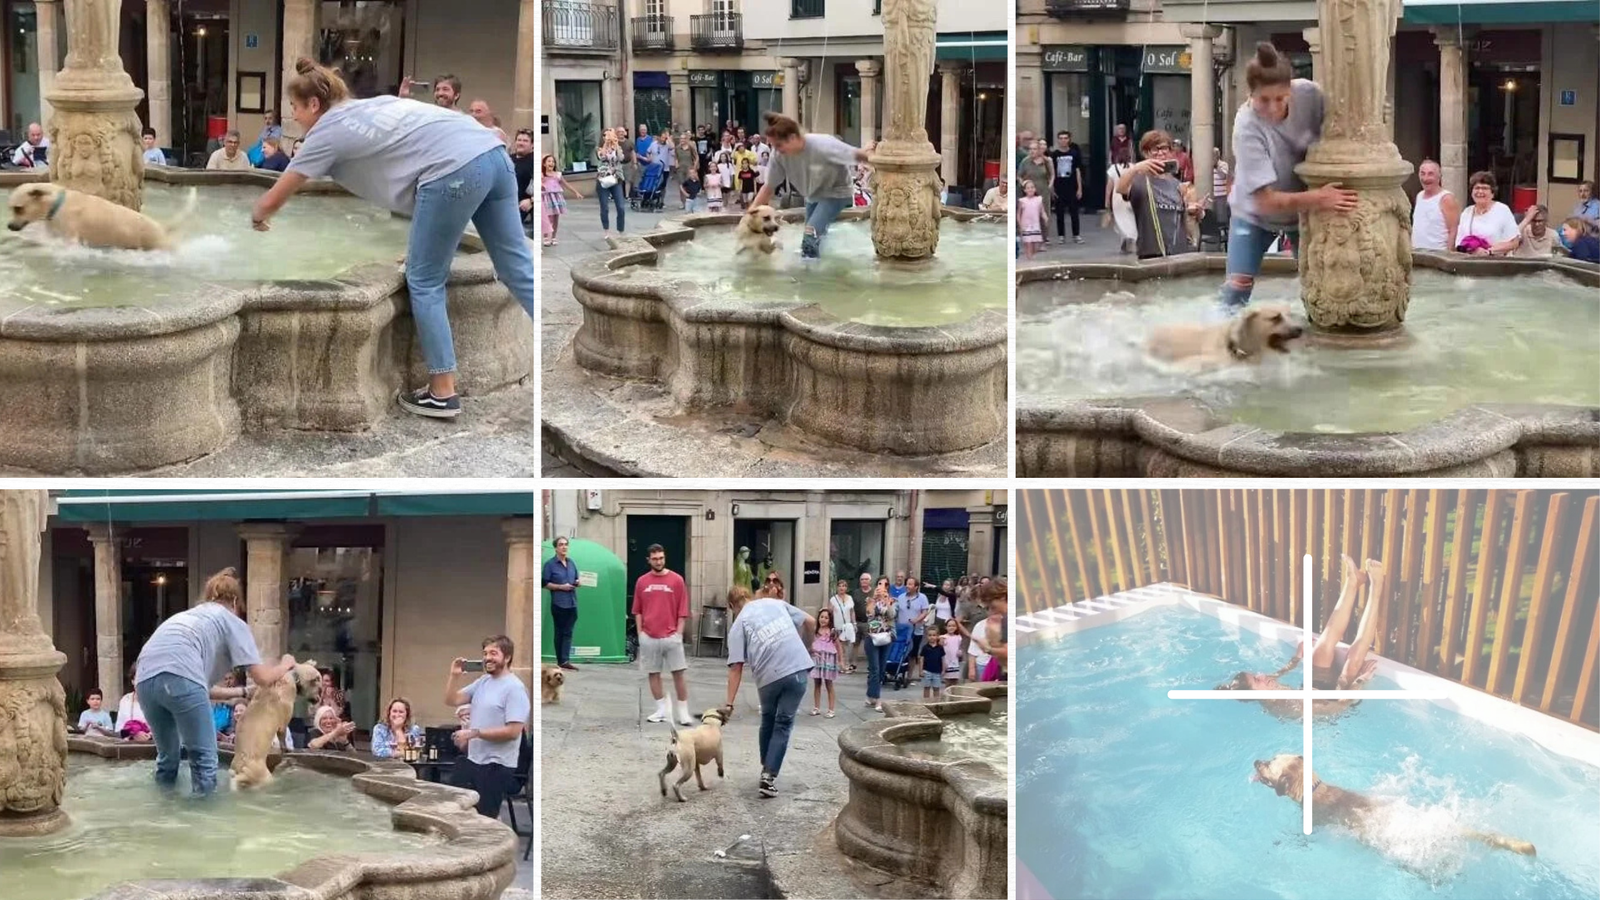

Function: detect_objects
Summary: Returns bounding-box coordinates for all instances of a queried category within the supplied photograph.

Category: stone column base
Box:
[1295,140,1414,333]
[868,142,943,261]
[47,78,146,211]
[0,653,70,836]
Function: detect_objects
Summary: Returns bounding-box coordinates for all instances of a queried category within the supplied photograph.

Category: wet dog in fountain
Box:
[1145,303,1305,370]
[734,205,782,256]
[7,183,198,252]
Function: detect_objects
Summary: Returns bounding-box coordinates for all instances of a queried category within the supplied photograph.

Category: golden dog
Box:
[1253,754,1536,857]
[1145,304,1305,369]
[658,706,732,802]
[230,661,322,790]
[734,205,781,256]
[541,665,565,704]
[6,182,197,251]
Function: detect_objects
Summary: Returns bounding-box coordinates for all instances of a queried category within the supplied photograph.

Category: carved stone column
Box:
[46,0,146,211]
[145,0,170,146]
[512,0,536,130]
[1182,24,1222,202]
[868,0,943,261]
[237,523,300,660]
[503,518,536,695]
[856,59,881,145]
[936,59,964,192]
[779,58,802,123]
[1432,26,1469,205]
[36,0,60,128]
[0,490,69,837]
[84,523,123,702]
[1294,0,1413,334]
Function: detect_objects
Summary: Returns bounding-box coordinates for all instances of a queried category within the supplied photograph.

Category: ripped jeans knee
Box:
[1219,274,1256,310]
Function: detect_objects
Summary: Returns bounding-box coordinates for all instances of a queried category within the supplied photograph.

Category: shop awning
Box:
[1403,0,1599,23]
[936,32,1008,62]
[51,490,532,523]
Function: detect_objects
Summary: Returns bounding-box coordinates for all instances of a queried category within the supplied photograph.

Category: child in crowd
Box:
[941,616,964,690]
[77,689,115,736]
[713,146,736,204]
[681,165,703,213]
[539,154,582,247]
[737,155,758,209]
[809,608,840,717]
[1019,179,1046,259]
[705,160,725,213]
[1561,216,1600,263]
[920,625,945,700]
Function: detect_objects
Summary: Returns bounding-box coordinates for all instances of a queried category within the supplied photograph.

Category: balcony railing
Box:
[631,15,674,52]
[791,0,824,18]
[1045,0,1130,15]
[543,1,619,53]
[690,13,743,52]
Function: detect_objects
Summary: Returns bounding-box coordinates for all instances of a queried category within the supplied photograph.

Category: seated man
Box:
[1217,555,1388,718]
[206,130,252,171]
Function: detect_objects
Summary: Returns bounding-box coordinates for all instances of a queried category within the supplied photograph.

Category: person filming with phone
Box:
[1115,129,1202,260]
[443,635,531,818]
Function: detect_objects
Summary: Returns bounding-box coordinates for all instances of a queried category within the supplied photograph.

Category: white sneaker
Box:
[673,698,693,726]
[647,698,669,723]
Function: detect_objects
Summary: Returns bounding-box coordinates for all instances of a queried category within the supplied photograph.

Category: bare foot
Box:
[1363,558,1387,590]
[1342,553,1368,589]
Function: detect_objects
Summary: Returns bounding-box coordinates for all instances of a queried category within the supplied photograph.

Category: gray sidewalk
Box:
[540,653,906,899]
[1020,206,1132,265]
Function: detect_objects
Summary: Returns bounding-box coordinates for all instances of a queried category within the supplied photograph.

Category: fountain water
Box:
[0,490,69,837]
[868,0,944,261]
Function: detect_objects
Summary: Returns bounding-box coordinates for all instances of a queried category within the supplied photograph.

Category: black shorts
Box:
[450,758,519,818]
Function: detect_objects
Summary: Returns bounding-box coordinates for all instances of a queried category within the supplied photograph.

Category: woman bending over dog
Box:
[1217,555,1389,718]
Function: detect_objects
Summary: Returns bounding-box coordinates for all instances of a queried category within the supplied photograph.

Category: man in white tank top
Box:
[1411,159,1460,251]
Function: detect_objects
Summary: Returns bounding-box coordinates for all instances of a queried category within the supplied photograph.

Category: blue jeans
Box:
[409,147,538,375]
[139,673,220,795]
[801,197,853,258]
[863,636,889,700]
[1220,217,1299,310]
[757,670,808,777]
[596,180,626,232]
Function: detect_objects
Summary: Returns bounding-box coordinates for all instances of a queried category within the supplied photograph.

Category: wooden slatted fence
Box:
[1017,489,1600,729]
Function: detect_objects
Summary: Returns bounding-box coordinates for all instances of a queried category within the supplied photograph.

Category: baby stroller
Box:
[631,161,666,212]
[884,622,914,690]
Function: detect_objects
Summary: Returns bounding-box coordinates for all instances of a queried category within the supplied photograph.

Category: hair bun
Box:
[295,57,318,76]
[1255,42,1280,66]
[219,566,237,577]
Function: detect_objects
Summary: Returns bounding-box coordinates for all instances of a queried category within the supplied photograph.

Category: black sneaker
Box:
[759,771,777,798]
[397,388,461,419]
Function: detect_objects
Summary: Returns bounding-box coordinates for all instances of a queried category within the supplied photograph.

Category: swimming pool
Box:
[1016,588,1600,900]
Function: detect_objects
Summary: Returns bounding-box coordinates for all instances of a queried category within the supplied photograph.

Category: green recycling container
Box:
[541,539,628,664]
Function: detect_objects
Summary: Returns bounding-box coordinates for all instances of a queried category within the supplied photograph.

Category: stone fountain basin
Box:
[569,208,1007,456]
[0,168,533,475]
[835,683,1007,900]
[66,736,516,900]
[1016,253,1600,478]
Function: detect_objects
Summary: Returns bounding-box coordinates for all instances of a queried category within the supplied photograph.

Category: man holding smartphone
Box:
[1115,129,1201,260]
[445,635,531,818]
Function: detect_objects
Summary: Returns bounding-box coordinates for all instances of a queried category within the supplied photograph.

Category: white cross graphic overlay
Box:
[1166,555,1447,834]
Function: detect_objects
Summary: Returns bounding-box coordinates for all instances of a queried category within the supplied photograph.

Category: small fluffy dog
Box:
[541,665,565,704]
[6,183,198,251]
[658,706,732,802]
[230,661,323,790]
[734,205,781,256]
[1252,754,1536,857]
[1145,304,1305,369]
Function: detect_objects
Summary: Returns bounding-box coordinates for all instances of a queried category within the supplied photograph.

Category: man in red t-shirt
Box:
[632,543,692,725]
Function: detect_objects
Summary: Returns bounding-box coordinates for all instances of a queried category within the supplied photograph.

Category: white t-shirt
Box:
[1458,201,1519,246]
[969,619,992,671]
[207,148,253,171]
[117,693,145,729]
[287,95,505,215]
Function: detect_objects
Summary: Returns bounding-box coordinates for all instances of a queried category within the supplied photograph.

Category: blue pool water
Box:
[1018,605,1600,900]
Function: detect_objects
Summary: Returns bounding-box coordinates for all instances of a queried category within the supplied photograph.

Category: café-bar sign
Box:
[1042,45,1090,72]
[1142,46,1194,74]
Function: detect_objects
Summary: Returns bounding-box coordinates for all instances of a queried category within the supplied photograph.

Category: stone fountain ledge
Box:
[0,168,533,475]
[808,682,1007,900]
[66,736,517,900]
[1015,252,1600,478]
[556,208,1006,474]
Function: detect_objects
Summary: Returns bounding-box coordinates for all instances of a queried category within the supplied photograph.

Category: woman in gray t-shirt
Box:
[723,585,816,798]
[250,58,536,422]
[1218,42,1358,310]
[134,567,300,795]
